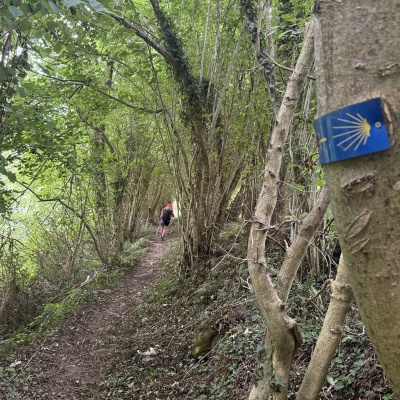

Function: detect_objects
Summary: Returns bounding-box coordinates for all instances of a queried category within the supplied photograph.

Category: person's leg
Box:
[164,221,170,237]
[156,220,162,235]
[160,221,166,239]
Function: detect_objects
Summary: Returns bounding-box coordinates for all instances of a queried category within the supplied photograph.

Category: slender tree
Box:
[246,20,315,399]
[296,255,353,399]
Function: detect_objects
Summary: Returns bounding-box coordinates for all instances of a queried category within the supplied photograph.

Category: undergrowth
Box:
[99,224,394,399]
[0,235,150,365]
[0,225,394,399]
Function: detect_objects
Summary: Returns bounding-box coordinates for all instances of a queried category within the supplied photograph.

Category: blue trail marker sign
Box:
[313,98,391,165]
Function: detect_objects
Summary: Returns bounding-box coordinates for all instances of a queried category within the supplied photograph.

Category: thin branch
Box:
[31,71,85,84]
[306,279,332,303]
[264,51,316,81]
[32,71,163,113]
[211,221,248,271]
[87,85,164,113]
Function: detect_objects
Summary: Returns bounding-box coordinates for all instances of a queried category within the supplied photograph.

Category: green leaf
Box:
[19,19,32,32]
[0,66,16,80]
[48,1,60,12]
[46,20,59,29]
[8,5,24,17]
[326,375,335,385]
[88,0,108,12]
[6,67,16,77]
[0,167,16,183]
[0,203,7,214]
[7,171,16,183]
[23,82,36,91]
[334,380,345,390]
[53,41,63,53]
[2,16,14,26]
[0,67,9,81]
[63,0,82,7]
[39,4,49,15]
[41,0,52,12]
[17,86,26,98]
[88,0,116,15]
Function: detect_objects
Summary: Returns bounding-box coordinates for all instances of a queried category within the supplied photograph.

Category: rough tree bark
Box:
[313,0,400,395]
[247,21,315,400]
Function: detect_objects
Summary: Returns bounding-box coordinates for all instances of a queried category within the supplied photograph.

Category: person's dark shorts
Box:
[161,220,170,227]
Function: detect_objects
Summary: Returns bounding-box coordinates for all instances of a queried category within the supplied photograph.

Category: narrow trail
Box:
[5,235,168,400]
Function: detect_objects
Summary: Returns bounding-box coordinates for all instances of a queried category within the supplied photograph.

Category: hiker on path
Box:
[159,202,174,240]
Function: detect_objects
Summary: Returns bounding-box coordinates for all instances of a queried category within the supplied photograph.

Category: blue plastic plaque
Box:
[313,98,391,165]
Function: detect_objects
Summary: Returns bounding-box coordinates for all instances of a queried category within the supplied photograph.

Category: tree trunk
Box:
[247,20,315,399]
[313,0,400,394]
[296,254,353,400]
[277,186,330,303]
[91,125,107,216]
[148,183,163,223]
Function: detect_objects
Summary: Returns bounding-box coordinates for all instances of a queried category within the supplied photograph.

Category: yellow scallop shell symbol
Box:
[332,112,371,151]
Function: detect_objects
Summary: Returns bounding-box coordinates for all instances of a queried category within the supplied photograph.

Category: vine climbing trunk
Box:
[313,0,400,395]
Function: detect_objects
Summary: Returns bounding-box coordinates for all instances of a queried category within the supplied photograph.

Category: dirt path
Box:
[5,235,167,400]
